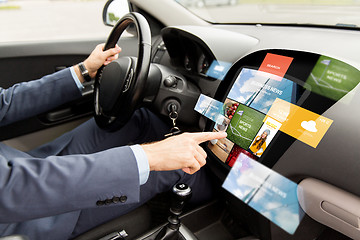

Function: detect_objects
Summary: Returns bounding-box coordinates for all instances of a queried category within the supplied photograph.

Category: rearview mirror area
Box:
[103,0,130,27]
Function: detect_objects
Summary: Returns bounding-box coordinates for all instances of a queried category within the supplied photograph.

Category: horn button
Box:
[98,57,133,114]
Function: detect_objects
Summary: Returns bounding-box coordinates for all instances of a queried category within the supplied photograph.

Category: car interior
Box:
[0,0,360,239]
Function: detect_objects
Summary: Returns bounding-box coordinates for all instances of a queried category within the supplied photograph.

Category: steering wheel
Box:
[94,12,152,131]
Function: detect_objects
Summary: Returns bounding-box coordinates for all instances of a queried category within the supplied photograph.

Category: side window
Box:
[0,0,125,43]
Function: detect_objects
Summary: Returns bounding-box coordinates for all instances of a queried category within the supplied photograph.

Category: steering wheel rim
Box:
[94,12,152,131]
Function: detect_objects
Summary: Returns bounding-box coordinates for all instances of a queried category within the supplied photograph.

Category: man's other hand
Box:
[141,131,227,174]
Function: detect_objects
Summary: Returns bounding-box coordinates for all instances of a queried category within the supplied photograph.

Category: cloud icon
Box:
[301,120,318,133]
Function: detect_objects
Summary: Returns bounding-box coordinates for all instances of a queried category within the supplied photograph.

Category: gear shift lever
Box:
[167,183,192,230]
[154,183,192,240]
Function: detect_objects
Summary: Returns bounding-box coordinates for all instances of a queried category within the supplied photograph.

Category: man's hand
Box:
[75,43,122,82]
[141,131,227,174]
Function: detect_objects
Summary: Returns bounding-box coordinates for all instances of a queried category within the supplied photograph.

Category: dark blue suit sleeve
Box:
[0,68,82,126]
[0,68,143,225]
[0,145,140,223]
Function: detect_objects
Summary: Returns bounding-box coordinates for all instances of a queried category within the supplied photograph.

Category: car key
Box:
[164,104,182,138]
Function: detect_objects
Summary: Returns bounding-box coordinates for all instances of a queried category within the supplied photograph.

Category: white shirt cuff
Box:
[130,144,150,185]
[70,66,85,92]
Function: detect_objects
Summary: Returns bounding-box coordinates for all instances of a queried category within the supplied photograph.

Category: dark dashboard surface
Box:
[158,25,360,198]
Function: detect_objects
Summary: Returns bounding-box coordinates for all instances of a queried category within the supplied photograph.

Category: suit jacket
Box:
[0,69,141,239]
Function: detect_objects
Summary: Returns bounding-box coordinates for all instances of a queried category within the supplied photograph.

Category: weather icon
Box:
[301,120,318,133]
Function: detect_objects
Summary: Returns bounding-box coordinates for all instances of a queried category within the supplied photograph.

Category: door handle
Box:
[45,108,74,122]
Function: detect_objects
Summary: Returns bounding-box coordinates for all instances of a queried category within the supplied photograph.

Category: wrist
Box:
[83,60,97,79]
[141,143,159,172]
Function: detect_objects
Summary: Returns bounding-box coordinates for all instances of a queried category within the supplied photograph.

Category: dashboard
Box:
[156,24,360,238]
[161,27,216,79]
[159,24,360,194]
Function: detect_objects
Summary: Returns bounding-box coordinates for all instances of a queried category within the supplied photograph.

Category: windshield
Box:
[175,0,360,28]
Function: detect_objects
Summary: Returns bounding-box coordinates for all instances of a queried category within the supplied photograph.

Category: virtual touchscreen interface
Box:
[207,67,305,167]
[194,52,359,234]
[195,66,310,234]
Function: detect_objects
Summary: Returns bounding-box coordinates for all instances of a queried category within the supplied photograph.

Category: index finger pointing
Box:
[192,131,227,144]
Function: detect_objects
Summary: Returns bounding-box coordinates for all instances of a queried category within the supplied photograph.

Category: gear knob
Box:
[173,183,191,197]
[171,183,192,214]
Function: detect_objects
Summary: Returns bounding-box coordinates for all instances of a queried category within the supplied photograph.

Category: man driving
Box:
[0,44,226,240]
